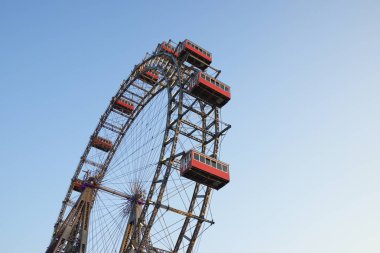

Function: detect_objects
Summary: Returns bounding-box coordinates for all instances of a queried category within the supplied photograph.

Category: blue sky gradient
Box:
[0,1,379,252]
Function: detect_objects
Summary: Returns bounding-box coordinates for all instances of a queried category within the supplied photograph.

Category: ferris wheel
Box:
[46,39,232,253]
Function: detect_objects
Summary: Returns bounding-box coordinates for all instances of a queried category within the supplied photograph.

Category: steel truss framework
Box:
[46,40,231,253]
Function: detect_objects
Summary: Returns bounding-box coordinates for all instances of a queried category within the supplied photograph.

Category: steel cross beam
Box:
[95,184,214,225]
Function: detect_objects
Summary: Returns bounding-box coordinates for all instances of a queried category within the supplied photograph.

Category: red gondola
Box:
[114,98,134,115]
[73,179,84,192]
[188,72,231,107]
[177,39,212,70]
[92,136,113,152]
[180,150,230,190]
[138,67,159,85]
[157,42,179,58]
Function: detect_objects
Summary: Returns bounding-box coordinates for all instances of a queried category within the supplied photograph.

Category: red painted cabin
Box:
[180,150,230,190]
[73,179,85,192]
[157,42,179,58]
[138,67,159,85]
[114,98,134,115]
[189,72,231,107]
[177,39,212,70]
[92,136,113,152]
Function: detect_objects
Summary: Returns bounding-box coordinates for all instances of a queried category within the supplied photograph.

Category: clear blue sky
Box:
[0,1,379,252]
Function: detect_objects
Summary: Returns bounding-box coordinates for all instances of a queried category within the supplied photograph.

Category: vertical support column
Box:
[46,187,94,253]
[120,202,143,253]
